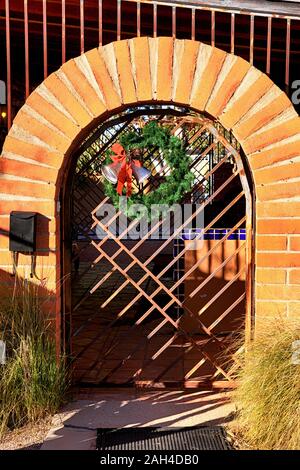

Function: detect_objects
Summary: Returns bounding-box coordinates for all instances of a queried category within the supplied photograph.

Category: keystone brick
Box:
[156,37,174,102]
[131,37,152,102]
[174,40,199,105]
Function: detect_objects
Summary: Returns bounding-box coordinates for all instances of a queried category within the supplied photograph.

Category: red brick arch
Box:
[1,37,300,340]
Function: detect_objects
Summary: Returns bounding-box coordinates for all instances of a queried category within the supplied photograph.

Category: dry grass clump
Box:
[233,319,300,450]
[0,280,69,435]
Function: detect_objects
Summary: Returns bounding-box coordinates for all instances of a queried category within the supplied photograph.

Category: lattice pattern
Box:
[70,109,248,388]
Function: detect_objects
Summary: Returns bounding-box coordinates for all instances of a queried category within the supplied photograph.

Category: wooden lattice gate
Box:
[64,106,252,389]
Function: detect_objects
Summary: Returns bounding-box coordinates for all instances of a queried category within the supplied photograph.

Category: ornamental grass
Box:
[233,318,300,450]
[0,279,69,435]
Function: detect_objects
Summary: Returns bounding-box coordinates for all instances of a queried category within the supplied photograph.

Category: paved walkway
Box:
[41,389,235,450]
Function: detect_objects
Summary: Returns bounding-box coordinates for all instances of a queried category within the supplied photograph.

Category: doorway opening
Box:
[62,104,253,389]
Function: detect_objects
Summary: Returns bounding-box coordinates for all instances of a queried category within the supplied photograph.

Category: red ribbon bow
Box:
[111,143,141,197]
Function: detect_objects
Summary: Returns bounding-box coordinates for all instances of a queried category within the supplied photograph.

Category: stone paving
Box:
[41,389,235,450]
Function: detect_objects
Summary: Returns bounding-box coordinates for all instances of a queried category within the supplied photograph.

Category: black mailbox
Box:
[9,212,37,253]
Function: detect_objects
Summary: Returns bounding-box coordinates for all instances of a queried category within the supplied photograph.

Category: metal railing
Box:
[0,0,299,145]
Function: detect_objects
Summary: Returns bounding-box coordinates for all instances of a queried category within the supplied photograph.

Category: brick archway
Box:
[1,37,300,346]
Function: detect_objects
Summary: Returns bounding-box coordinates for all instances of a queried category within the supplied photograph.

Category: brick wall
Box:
[0,37,299,345]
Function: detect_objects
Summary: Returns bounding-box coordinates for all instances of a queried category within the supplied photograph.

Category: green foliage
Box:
[104,121,194,218]
[0,281,69,435]
[234,319,300,449]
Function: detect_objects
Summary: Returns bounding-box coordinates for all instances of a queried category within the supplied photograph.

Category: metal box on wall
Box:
[9,211,37,253]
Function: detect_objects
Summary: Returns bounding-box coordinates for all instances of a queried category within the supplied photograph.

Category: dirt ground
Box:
[0,418,52,450]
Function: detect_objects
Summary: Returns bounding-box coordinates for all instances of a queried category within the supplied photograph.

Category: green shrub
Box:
[234,319,300,450]
[0,280,69,435]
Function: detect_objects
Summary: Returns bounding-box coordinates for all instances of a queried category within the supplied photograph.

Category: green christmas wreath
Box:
[103,121,194,219]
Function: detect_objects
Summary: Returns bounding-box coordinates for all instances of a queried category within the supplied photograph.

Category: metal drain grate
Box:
[97,426,232,450]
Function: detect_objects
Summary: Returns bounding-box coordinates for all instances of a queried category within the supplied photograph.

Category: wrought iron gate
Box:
[65,106,252,389]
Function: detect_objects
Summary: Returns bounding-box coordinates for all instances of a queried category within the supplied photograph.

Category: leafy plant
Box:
[104,121,194,219]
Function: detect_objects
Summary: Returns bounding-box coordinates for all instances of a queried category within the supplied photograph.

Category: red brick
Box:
[0,157,57,183]
[234,94,292,141]
[288,302,300,317]
[0,274,19,287]
[257,252,300,268]
[257,284,300,300]
[157,37,174,102]
[0,233,57,251]
[191,46,226,111]
[114,40,137,104]
[255,161,300,185]
[39,299,58,316]
[206,56,250,118]
[44,73,91,128]
[174,40,199,105]
[220,72,273,129]
[256,235,287,251]
[0,179,55,199]
[289,270,300,284]
[26,92,80,140]
[257,219,300,234]
[257,180,300,201]
[62,59,106,117]
[243,116,300,155]
[3,136,62,168]
[256,268,286,284]
[85,48,121,110]
[0,251,58,266]
[249,138,300,170]
[290,236,300,251]
[257,202,300,218]
[256,300,287,316]
[131,37,152,102]
[0,200,56,217]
